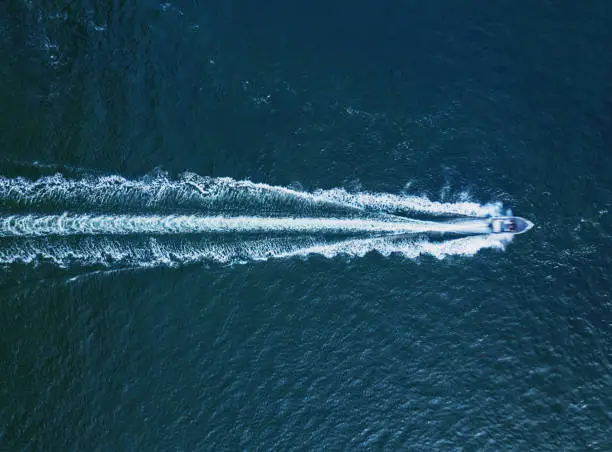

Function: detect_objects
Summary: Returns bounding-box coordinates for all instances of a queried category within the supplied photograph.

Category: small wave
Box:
[0,234,507,268]
[0,172,502,217]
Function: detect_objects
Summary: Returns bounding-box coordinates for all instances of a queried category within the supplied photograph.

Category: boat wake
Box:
[0,235,509,268]
[0,170,510,269]
[0,172,501,217]
[0,214,491,237]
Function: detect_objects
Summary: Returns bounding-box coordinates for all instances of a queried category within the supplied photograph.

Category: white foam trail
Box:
[0,234,509,268]
[277,234,510,260]
[0,173,205,210]
[0,214,491,237]
[312,188,503,217]
[0,173,502,217]
[0,171,509,269]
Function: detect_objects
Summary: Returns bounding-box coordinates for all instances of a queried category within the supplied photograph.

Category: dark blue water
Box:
[1,1,611,450]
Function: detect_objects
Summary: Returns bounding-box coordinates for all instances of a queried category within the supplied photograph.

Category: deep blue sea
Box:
[1,1,611,450]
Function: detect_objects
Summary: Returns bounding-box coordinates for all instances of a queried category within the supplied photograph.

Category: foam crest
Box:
[0,173,205,212]
[313,188,503,217]
[0,173,501,217]
[0,234,508,268]
[276,234,509,260]
[0,214,491,237]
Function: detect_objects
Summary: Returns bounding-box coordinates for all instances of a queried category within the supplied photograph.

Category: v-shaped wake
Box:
[0,170,509,268]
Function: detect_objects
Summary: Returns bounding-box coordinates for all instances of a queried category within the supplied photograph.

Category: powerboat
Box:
[489,216,533,234]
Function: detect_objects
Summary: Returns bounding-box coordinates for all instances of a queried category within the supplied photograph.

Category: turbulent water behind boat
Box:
[0,172,504,268]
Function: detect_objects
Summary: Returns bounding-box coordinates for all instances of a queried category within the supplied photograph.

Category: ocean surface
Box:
[1,1,611,450]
